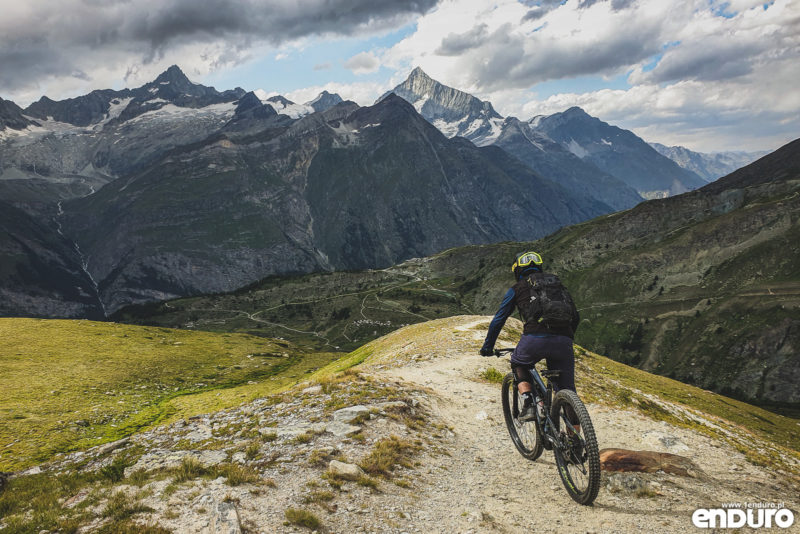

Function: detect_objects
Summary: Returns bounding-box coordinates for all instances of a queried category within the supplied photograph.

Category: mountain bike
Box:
[493,347,600,505]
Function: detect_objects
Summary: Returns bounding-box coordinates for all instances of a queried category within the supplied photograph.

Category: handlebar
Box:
[493,348,515,357]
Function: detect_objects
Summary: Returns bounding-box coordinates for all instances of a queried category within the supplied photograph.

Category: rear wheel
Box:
[501,373,543,461]
[551,389,601,505]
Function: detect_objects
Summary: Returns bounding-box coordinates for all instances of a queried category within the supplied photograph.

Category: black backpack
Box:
[517,273,575,331]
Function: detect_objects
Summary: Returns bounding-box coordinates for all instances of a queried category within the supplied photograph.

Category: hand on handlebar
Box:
[480,347,494,357]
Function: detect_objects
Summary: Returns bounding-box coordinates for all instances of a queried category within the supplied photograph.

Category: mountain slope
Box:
[60,94,609,314]
[531,107,706,197]
[0,66,245,206]
[493,117,644,211]
[0,97,35,130]
[0,200,103,318]
[386,69,643,211]
[384,67,504,145]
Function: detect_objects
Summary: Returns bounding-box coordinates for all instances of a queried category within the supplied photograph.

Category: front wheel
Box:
[501,373,543,461]
[551,389,601,505]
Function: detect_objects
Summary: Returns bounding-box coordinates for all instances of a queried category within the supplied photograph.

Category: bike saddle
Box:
[541,370,561,378]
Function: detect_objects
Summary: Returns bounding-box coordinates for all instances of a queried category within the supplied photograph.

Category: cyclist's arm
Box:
[481,288,515,352]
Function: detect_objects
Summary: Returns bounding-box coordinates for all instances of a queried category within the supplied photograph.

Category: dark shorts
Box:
[511,334,575,392]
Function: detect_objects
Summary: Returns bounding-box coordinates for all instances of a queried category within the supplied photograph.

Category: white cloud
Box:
[383,0,800,150]
[344,52,381,75]
[0,0,436,103]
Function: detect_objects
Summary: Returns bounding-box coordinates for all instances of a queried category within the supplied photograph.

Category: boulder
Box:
[95,437,130,456]
[603,472,651,494]
[325,421,362,438]
[211,501,242,534]
[328,460,364,480]
[302,385,323,395]
[332,405,370,424]
[599,448,701,477]
[641,431,689,453]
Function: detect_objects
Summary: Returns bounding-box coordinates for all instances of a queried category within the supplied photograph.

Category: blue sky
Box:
[205,25,416,96]
[1,0,798,152]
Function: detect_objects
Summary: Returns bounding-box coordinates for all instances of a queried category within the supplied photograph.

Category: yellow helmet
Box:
[511,251,543,278]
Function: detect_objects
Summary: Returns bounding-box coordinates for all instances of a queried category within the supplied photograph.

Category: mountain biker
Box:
[480,251,580,424]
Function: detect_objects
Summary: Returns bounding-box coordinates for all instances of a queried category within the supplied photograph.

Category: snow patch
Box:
[601,138,612,146]
[473,117,505,146]
[148,87,158,94]
[91,97,134,130]
[463,118,484,137]
[126,101,236,124]
[528,115,544,128]
[567,139,588,158]
[413,95,429,114]
[432,117,467,138]
[0,116,82,144]
[264,100,313,119]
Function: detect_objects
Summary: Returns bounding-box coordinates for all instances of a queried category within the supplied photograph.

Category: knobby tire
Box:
[551,389,601,505]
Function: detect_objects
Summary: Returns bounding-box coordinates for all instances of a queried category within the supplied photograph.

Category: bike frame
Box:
[495,348,573,451]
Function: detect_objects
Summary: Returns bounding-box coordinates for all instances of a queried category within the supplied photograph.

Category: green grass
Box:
[0,318,340,471]
[103,491,152,521]
[359,435,420,478]
[479,367,505,384]
[284,508,321,530]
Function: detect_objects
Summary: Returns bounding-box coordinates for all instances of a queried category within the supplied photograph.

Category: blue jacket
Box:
[481,287,516,353]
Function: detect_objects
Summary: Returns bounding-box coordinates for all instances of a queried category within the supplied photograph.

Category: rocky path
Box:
[368,317,798,533]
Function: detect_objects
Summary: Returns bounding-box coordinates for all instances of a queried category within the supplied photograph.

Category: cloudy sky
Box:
[2,0,798,151]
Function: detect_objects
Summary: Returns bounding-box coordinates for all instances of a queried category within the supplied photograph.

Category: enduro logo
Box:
[692,503,794,529]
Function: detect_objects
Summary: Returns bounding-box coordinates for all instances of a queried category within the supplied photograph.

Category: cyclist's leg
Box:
[512,364,534,394]
[511,335,544,395]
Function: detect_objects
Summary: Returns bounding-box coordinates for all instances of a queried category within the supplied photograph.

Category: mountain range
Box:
[650,142,768,182]
[0,65,766,320]
[1,66,615,316]
[386,68,706,202]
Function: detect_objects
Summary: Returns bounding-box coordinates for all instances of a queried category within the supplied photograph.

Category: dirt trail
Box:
[368,317,798,534]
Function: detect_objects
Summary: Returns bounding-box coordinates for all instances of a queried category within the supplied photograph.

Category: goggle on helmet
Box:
[511,251,543,276]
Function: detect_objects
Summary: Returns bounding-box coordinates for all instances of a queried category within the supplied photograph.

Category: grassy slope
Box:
[0,319,339,471]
